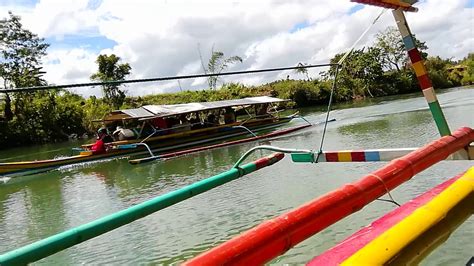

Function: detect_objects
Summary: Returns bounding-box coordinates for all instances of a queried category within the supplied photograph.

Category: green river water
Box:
[0,87,473,265]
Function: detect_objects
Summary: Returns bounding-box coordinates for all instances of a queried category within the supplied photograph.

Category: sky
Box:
[0,0,473,97]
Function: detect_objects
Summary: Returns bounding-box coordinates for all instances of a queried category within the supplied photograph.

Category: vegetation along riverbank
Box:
[0,12,473,148]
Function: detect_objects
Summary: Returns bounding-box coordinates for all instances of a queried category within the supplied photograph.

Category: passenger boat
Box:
[0,96,308,177]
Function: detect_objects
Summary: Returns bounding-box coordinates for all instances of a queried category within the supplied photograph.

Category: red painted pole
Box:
[184,127,474,265]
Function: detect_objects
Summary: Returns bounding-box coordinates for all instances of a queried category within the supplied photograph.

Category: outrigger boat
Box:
[0,96,311,177]
[2,1,473,265]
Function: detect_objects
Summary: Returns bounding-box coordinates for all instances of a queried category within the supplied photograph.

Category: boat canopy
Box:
[99,96,288,122]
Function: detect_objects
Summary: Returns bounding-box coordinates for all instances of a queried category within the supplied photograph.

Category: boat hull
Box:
[0,117,295,177]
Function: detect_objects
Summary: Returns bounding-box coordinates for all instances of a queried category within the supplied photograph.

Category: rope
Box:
[315,65,340,163]
[315,9,386,163]
[372,174,401,207]
[1,63,337,93]
[337,9,387,65]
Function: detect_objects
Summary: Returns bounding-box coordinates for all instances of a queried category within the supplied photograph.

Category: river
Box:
[0,86,473,265]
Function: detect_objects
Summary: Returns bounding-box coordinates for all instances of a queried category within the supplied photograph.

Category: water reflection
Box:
[0,171,69,264]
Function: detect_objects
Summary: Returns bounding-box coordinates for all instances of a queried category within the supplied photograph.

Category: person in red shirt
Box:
[91,128,113,154]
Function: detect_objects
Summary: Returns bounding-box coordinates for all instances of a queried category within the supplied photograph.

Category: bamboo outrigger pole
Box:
[0,153,284,265]
[183,127,474,265]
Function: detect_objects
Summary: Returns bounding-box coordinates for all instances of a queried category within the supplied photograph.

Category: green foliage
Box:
[0,11,49,120]
[294,63,310,80]
[0,90,88,147]
[82,96,113,132]
[90,54,131,109]
[375,27,428,71]
[204,48,242,89]
[425,56,456,88]
[460,53,474,85]
[0,12,87,147]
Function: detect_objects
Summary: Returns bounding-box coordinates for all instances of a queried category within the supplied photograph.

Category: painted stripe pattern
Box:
[308,171,466,265]
[392,9,451,136]
[318,148,416,162]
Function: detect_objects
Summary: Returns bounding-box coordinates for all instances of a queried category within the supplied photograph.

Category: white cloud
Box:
[1,0,473,97]
[42,48,99,96]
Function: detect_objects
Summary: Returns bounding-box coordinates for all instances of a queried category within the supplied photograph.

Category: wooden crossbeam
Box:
[351,0,418,12]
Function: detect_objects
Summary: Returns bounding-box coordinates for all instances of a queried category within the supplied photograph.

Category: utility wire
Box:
[1,63,337,93]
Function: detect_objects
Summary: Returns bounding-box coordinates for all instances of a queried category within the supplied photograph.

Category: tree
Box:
[294,62,310,80]
[205,48,242,90]
[375,26,427,71]
[90,54,131,109]
[326,48,385,100]
[460,53,474,85]
[0,11,49,120]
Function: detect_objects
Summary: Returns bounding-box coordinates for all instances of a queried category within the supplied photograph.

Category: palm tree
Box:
[199,46,242,90]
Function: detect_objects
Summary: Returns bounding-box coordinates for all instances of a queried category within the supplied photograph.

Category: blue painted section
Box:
[402,36,416,51]
[365,151,380,162]
[117,144,138,149]
[290,21,310,33]
[349,4,364,14]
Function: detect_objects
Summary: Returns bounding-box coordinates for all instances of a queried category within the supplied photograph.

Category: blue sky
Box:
[46,35,117,53]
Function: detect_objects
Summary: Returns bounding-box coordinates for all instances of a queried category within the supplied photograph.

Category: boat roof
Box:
[100,96,287,122]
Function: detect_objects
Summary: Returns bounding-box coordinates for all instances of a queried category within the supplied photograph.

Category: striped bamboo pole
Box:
[291,147,471,163]
[0,153,284,265]
[392,9,451,136]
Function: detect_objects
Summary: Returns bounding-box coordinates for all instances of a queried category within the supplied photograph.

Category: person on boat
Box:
[173,114,191,133]
[113,126,137,141]
[205,113,217,127]
[151,117,168,135]
[91,128,113,154]
[189,113,202,129]
[256,103,270,118]
[224,107,236,124]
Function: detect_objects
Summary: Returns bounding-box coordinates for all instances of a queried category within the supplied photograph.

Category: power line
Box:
[1,63,337,93]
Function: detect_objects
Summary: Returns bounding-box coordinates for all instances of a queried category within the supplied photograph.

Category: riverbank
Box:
[0,81,471,149]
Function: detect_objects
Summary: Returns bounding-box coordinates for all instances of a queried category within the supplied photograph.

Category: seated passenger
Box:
[224,107,236,124]
[174,114,191,133]
[205,113,217,127]
[152,117,167,129]
[113,126,137,141]
[189,113,202,129]
[91,128,113,154]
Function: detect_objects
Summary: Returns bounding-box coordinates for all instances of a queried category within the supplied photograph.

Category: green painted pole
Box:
[0,153,284,265]
[392,9,451,136]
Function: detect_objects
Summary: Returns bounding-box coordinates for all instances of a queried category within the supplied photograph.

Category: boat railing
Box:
[230,125,257,137]
[116,143,154,157]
